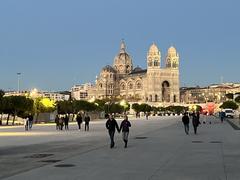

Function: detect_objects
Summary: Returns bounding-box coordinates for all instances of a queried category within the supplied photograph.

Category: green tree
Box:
[225,93,234,100]
[151,106,159,114]
[94,99,107,111]
[139,103,151,113]
[1,96,13,125]
[0,90,5,124]
[166,106,187,114]
[220,101,239,110]
[7,96,34,125]
[108,103,124,114]
[235,96,240,103]
[57,100,73,114]
[34,97,56,122]
[132,103,140,112]
[73,100,97,113]
[0,89,4,99]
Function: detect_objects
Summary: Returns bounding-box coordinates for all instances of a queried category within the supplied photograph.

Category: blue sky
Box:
[0,0,239,91]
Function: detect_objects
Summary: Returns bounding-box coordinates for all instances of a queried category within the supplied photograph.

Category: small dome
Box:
[132,66,143,72]
[149,43,159,53]
[168,46,177,54]
[102,65,116,73]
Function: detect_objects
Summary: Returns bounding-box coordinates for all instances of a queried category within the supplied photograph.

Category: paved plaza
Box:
[0,116,240,180]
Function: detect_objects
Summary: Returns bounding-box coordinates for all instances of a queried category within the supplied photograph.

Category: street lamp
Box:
[17,72,21,93]
[120,99,128,114]
[30,88,38,98]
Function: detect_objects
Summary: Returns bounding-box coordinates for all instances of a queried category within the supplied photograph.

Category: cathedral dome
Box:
[114,52,131,64]
[102,65,116,73]
[113,40,133,74]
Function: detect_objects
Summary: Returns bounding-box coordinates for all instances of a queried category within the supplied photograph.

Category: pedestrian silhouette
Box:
[182,112,190,135]
[55,114,60,130]
[192,112,200,134]
[106,114,120,148]
[120,115,131,148]
[64,114,69,130]
[76,113,83,130]
[84,114,90,131]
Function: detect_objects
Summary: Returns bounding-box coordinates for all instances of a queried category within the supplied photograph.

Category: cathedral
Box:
[88,40,180,104]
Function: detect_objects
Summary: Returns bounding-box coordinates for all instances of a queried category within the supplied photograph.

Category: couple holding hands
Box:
[106,114,131,148]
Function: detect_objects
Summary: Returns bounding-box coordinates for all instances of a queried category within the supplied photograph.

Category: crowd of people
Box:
[23,109,229,149]
[181,110,227,135]
[54,113,91,131]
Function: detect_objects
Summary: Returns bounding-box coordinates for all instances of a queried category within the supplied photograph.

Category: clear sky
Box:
[0,0,239,91]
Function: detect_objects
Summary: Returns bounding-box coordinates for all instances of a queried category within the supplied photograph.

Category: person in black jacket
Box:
[120,115,131,148]
[182,112,190,135]
[76,113,83,130]
[64,114,69,130]
[84,114,90,131]
[106,115,120,148]
[192,112,200,134]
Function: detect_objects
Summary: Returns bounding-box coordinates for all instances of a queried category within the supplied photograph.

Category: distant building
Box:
[42,91,70,101]
[180,83,240,104]
[4,90,70,101]
[71,83,94,100]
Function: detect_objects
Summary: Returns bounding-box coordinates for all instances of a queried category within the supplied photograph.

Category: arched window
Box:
[136,81,142,90]
[108,84,114,89]
[155,94,158,102]
[149,95,152,102]
[148,61,153,67]
[166,59,171,68]
[128,82,133,90]
[121,83,126,90]
[162,81,170,102]
[99,83,103,89]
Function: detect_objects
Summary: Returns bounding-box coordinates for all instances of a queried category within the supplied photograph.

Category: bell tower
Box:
[147,43,161,69]
[165,46,179,69]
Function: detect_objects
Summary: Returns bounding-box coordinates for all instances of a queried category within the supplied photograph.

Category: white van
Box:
[223,109,234,118]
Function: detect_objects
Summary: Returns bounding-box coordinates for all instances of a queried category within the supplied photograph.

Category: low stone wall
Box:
[226,118,240,130]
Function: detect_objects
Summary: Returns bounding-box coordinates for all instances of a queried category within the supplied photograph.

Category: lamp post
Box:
[120,99,127,114]
[17,72,21,93]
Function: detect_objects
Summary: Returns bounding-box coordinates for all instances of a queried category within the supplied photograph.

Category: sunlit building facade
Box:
[180,83,240,104]
[87,40,180,104]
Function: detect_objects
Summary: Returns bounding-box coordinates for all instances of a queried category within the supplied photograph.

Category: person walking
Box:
[28,114,34,130]
[76,113,83,130]
[192,112,200,134]
[220,111,225,123]
[146,113,149,120]
[55,114,60,130]
[84,114,90,131]
[120,115,131,148]
[106,115,120,148]
[196,111,200,123]
[59,116,64,130]
[182,112,190,135]
[64,114,69,130]
[24,116,29,131]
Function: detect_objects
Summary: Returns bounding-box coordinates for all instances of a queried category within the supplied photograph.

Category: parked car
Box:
[223,109,234,118]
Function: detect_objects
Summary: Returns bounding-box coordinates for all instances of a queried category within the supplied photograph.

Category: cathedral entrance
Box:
[162,81,170,102]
